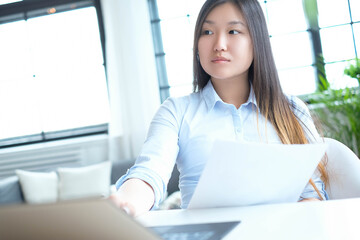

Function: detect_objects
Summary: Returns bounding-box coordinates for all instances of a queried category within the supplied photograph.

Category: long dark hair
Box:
[193,0,328,194]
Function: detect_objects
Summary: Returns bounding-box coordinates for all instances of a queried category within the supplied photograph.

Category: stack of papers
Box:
[188,140,326,209]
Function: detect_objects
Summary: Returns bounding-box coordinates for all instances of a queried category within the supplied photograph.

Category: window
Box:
[265,0,316,95]
[148,0,205,102]
[317,0,359,89]
[0,0,109,147]
[150,0,359,100]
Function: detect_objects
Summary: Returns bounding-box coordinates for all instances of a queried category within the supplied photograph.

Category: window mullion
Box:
[148,0,170,102]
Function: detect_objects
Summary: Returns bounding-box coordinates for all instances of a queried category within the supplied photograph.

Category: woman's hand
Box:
[298,198,321,202]
[109,178,155,217]
[109,192,137,216]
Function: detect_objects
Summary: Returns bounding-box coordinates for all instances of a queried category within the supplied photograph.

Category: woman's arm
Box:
[110,178,155,217]
[291,96,329,201]
[111,97,185,213]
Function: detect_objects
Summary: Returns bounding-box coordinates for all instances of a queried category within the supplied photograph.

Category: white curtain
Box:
[101,0,161,162]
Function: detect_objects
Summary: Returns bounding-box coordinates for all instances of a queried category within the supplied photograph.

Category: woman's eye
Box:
[202,30,213,35]
[229,30,240,34]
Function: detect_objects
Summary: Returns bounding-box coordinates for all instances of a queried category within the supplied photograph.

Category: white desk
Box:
[138,198,360,240]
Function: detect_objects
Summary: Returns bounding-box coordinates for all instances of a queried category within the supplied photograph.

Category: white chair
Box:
[324,137,360,199]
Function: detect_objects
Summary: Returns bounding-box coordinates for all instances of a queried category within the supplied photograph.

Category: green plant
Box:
[308,59,360,157]
[344,59,360,85]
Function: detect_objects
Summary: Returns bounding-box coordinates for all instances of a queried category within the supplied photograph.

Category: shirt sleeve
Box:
[299,171,329,201]
[289,95,321,143]
[115,97,184,209]
[290,96,329,200]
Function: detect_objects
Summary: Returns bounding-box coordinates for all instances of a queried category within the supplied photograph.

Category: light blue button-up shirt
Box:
[116,81,328,209]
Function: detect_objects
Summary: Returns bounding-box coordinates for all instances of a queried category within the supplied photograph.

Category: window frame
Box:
[0,0,108,149]
[148,0,170,102]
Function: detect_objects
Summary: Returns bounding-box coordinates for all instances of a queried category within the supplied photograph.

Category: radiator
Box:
[0,135,108,179]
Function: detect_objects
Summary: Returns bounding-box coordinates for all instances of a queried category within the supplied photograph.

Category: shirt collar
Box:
[201,80,259,111]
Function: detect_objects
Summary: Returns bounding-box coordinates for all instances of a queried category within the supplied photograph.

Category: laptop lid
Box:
[0,198,161,240]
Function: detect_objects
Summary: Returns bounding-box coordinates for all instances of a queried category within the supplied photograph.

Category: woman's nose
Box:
[214,34,227,52]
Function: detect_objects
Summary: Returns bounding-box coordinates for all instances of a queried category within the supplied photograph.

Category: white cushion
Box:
[15,170,58,204]
[58,161,111,201]
[325,138,360,199]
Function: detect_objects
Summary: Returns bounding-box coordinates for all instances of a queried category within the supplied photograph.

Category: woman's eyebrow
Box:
[228,20,245,26]
[203,20,245,26]
[203,20,215,25]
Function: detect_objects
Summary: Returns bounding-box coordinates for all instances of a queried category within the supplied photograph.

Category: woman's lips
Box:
[211,57,230,63]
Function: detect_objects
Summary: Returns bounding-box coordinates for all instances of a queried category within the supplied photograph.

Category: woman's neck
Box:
[211,77,250,109]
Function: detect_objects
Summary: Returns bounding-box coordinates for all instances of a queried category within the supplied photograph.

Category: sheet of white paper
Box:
[187,140,327,209]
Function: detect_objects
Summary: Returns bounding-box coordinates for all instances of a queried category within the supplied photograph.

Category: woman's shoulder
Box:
[162,92,201,110]
[156,92,201,125]
[285,94,312,119]
[286,94,307,108]
[284,94,321,142]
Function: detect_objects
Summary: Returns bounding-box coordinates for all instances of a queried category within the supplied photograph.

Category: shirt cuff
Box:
[298,178,329,201]
[115,165,166,210]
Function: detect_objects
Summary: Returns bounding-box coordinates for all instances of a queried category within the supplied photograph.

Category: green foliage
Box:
[308,59,360,157]
[302,0,319,28]
[316,55,329,92]
[344,59,360,85]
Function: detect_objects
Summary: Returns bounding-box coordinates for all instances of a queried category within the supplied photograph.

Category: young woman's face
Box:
[198,2,253,83]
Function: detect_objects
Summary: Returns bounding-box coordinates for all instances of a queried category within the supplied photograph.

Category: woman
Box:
[110,0,328,216]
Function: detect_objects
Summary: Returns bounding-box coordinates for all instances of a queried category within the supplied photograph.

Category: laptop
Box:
[0,198,240,240]
[150,221,240,240]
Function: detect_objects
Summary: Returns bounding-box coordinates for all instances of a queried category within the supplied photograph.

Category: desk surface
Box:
[138,198,360,240]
